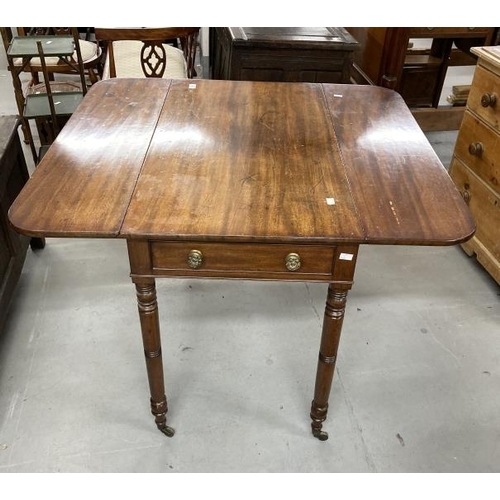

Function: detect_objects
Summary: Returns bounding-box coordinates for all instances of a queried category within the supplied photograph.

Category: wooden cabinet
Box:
[210,27,359,84]
[345,27,497,131]
[0,116,30,331]
[449,46,500,284]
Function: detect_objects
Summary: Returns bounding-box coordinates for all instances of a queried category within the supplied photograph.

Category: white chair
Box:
[95,27,200,79]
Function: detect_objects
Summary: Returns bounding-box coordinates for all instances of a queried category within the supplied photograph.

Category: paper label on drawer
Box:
[339,253,354,261]
[188,83,197,89]
[326,197,335,205]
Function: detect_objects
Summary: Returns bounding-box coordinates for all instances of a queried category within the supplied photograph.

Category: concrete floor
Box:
[0,44,499,474]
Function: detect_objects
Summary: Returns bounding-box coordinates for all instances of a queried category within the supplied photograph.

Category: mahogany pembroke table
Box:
[8,78,475,440]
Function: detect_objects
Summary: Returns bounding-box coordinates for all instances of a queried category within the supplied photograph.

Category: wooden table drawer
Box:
[450,158,500,259]
[454,110,500,193]
[468,65,500,131]
[151,241,339,279]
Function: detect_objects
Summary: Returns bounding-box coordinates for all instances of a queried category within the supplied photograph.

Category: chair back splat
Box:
[94,27,200,79]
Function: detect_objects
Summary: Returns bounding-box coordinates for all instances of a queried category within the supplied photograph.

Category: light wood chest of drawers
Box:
[450,46,500,284]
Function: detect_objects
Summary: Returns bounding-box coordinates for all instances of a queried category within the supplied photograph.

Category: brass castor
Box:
[160,425,175,437]
[312,428,329,441]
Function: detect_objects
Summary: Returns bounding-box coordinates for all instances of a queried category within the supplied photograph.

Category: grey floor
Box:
[0,46,499,473]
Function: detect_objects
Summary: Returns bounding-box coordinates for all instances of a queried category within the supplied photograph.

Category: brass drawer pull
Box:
[462,189,471,204]
[468,142,484,156]
[187,249,203,269]
[481,93,497,108]
[285,252,301,271]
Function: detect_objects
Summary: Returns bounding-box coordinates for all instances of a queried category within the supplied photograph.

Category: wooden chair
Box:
[94,27,200,79]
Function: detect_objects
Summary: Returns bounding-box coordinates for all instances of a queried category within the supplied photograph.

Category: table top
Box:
[9,78,475,246]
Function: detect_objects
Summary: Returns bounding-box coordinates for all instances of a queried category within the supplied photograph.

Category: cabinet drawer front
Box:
[151,241,336,278]
[409,27,491,37]
[450,159,500,258]
[468,65,500,131]
[454,111,500,193]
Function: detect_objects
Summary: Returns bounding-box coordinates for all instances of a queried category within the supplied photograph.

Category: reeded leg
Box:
[310,284,349,441]
[134,278,174,437]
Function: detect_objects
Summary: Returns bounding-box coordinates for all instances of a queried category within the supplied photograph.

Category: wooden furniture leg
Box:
[310,284,349,441]
[133,277,174,437]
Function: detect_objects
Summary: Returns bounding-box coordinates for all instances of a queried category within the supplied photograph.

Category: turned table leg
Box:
[310,284,349,441]
[134,278,174,437]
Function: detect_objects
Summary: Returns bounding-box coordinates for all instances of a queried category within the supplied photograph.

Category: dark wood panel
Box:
[211,27,358,84]
[412,107,464,131]
[409,27,493,38]
[0,116,30,332]
[345,27,497,130]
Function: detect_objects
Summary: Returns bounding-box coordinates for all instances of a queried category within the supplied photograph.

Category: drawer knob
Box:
[468,142,484,156]
[462,189,471,205]
[285,252,301,272]
[187,249,203,269]
[481,93,497,108]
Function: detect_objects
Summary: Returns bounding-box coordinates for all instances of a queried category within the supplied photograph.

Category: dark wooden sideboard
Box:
[345,27,498,131]
[0,116,30,332]
[210,27,359,84]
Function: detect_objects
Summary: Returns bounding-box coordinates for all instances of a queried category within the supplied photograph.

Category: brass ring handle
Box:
[187,249,203,269]
[468,142,484,156]
[285,252,301,272]
[481,93,497,108]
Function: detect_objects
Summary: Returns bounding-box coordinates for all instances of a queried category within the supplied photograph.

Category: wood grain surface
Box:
[9,78,475,246]
[9,78,171,237]
[121,79,364,243]
[324,84,476,244]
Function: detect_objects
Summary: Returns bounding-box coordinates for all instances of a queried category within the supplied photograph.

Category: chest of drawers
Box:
[449,46,500,284]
